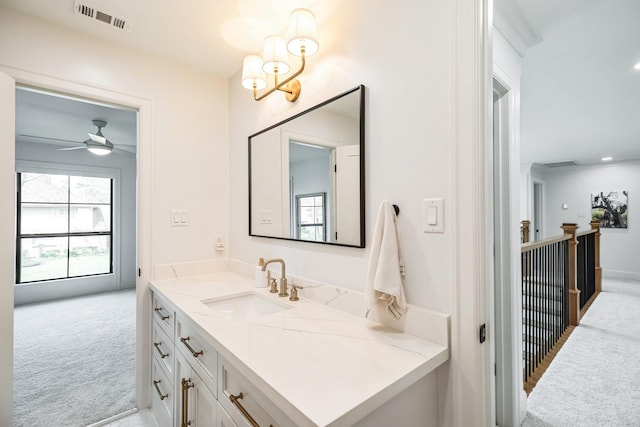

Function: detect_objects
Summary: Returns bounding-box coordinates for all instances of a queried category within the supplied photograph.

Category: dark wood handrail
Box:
[577,228,597,237]
[521,234,571,253]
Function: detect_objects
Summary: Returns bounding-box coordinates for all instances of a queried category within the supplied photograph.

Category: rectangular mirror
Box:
[249,85,365,247]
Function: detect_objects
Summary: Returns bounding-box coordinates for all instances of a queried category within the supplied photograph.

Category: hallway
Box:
[522,277,640,426]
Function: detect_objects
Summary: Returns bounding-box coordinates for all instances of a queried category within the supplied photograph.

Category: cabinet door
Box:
[151,357,173,427]
[175,352,217,427]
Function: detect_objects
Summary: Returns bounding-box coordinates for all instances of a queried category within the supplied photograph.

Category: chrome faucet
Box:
[261,258,288,297]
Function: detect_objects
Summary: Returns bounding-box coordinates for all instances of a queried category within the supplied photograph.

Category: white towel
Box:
[365,200,407,319]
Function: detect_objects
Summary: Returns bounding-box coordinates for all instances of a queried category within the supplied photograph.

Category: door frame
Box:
[0,64,155,411]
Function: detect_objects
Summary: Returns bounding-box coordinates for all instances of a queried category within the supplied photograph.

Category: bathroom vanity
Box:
[149,270,448,427]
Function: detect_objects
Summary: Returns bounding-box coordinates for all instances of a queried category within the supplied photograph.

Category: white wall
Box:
[14,141,137,304]
[540,162,640,280]
[0,7,229,267]
[229,0,458,425]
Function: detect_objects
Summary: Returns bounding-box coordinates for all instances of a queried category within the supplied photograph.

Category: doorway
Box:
[533,181,543,240]
[0,68,155,427]
[13,87,138,425]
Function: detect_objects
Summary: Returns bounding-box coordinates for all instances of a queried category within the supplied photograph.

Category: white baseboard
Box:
[602,269,640,281]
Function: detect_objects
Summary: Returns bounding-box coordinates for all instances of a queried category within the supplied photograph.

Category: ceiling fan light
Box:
[87,144,112,155]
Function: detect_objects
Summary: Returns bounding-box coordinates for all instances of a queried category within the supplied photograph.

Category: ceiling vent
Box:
[74,1,131,31]
[542,161,578,168]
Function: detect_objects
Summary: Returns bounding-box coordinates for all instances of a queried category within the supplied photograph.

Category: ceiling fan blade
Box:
[87,132,107,144]
[114,145,137,153]
[57,146,86,151]
[19,134,83,144]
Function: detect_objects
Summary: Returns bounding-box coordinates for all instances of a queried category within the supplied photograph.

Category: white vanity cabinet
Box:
[150,275,449,427]
[149,291,293,427]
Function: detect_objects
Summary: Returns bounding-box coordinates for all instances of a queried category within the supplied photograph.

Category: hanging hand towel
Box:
[365,200,407,319]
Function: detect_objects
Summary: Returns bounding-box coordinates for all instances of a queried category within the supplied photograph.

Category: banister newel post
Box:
[590,220,602,294]
[562,223,580,326]
[521,220,531,243]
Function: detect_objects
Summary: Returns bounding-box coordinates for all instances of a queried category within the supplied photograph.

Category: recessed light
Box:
[635,62,640,70]
[602,157,613,161]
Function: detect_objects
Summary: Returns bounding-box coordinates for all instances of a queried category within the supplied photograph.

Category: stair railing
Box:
[521,233,570,386]
[520,221,602,391]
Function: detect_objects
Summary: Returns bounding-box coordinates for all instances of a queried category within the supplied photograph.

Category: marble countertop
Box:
[150,271,448,427]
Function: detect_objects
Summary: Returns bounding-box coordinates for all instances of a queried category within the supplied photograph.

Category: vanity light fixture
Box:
[241,8,319,102]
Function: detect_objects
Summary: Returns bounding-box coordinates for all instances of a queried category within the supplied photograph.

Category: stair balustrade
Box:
[520,221,601,393]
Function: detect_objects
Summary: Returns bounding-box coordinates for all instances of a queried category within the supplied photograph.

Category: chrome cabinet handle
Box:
[229,392,273,427]
[181,378,194,427]
[154,307,170,320]
[180,336,203,358]
[153,342,169,359]
[153,379,168,401]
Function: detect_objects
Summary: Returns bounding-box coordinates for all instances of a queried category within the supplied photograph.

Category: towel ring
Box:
[392,204,400,216]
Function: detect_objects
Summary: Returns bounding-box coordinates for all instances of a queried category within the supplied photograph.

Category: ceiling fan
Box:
[19,119,130,156]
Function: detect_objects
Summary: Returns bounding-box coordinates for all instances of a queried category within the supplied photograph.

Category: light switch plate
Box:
[170,209,188,226]
[423,198,444,233]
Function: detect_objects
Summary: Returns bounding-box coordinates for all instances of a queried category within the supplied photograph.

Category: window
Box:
[296,193,326,242]
[17,173,113,283]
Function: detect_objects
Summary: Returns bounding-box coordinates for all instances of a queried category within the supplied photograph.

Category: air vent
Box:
[542,161,578,168]
[74,1,131,31]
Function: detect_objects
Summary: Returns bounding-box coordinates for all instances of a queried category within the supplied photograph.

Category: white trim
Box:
[492,21,526,425]
[493,0,542,57]
[0,64,155,411]
[14,161,122,305]
[449,0,492,425]
[0,69,15,427]
[602,270,640,282]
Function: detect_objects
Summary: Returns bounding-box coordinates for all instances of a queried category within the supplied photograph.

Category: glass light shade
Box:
[241,55,267,90]
[87,146,112,156]
[262,35,290,75]
[287,8,319,56]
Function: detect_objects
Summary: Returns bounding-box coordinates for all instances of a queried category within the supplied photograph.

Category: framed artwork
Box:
[591,191,628,229]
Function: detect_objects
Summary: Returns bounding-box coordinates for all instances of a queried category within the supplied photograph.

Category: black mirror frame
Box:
[248,84,365,248]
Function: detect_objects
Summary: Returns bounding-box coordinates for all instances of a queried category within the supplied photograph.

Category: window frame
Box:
[15,161,121,286]
[295,192,326,242]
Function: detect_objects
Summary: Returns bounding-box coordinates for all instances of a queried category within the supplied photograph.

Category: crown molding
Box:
[494,0,543,57]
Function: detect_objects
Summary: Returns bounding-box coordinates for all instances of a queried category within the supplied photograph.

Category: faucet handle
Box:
[268,277,278,293]
[289,284,303,301]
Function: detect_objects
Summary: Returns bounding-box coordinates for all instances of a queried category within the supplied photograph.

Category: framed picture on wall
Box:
[591,191,628,229]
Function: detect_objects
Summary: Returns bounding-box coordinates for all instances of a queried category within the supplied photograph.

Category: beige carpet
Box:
[13,289,136,427]
[522,278,640,426]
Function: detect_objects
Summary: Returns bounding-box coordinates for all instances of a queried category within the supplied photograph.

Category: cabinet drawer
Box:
[151,357,173,427]
[218,356,284,427]
[152,292,175,338]
[152,320,174,377]
[217,401,238,427]
[176,316,218,396]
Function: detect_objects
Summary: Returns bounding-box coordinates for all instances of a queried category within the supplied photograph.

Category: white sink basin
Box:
[202,293,290,320]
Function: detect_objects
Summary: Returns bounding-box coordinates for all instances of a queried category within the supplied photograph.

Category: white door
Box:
[0,70,16,426]
[334,145,360,246]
